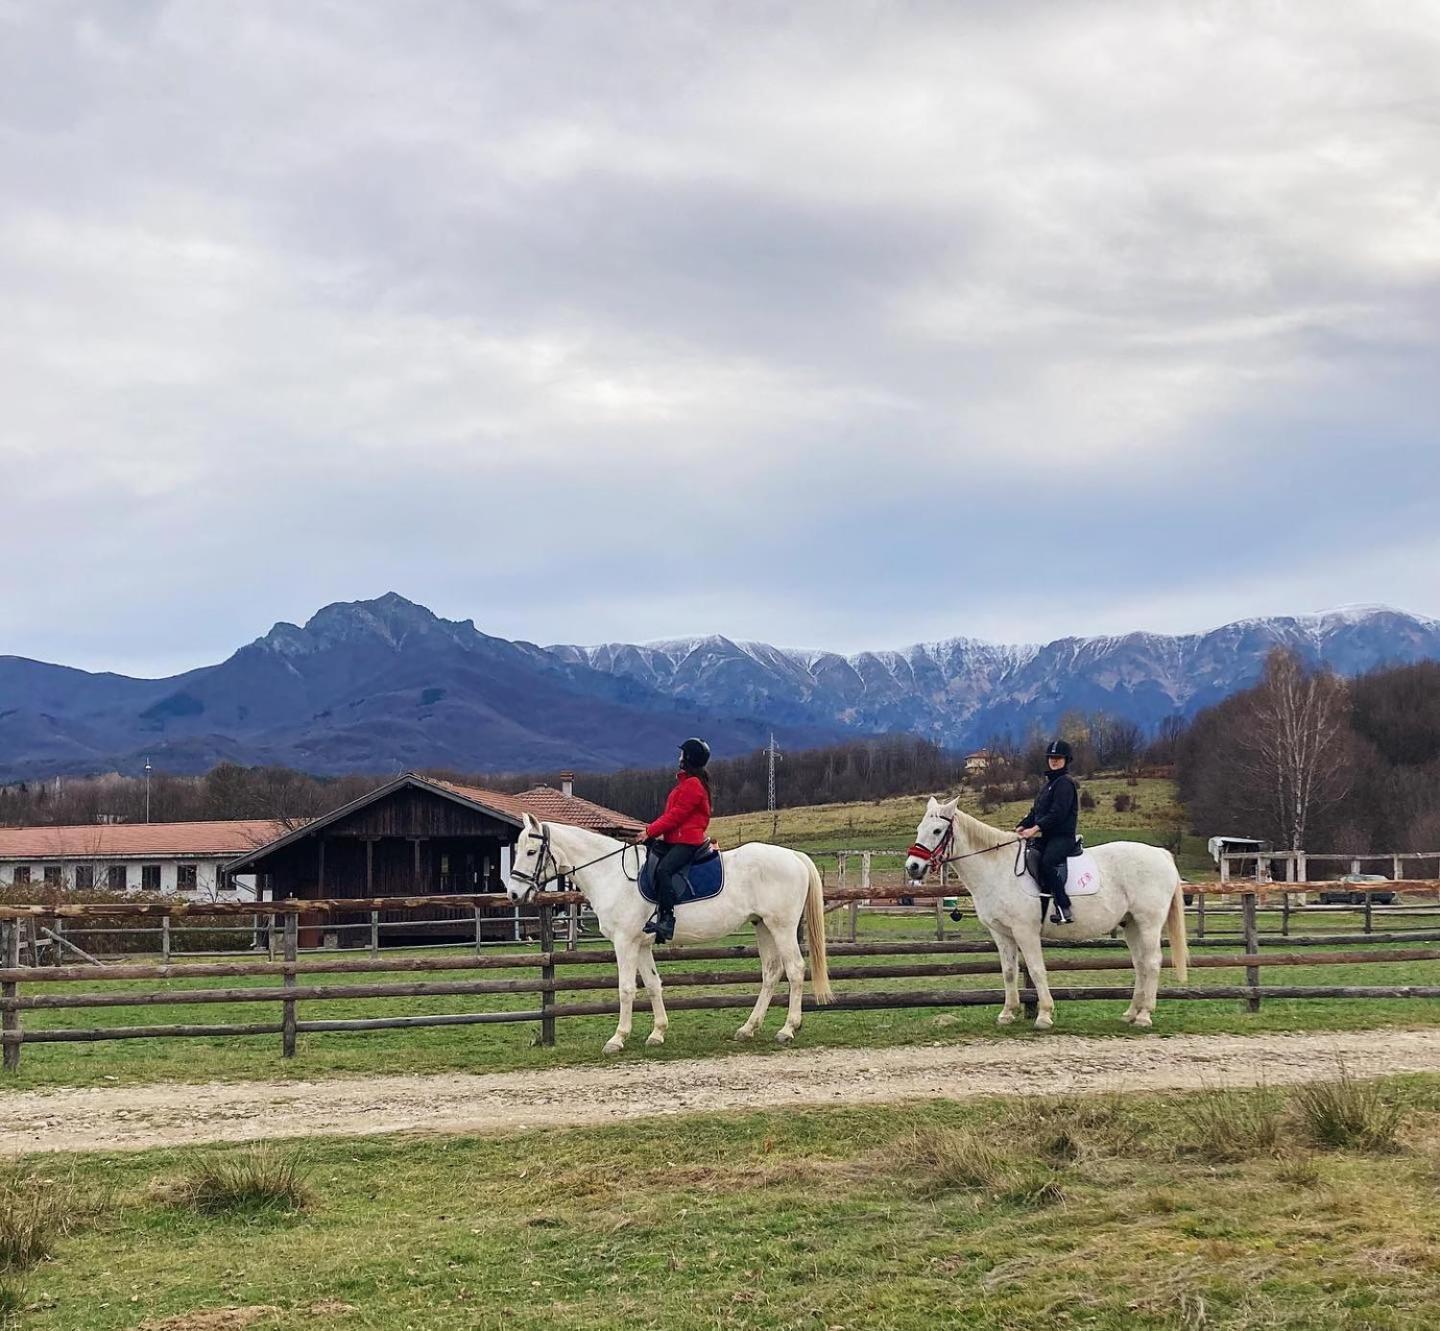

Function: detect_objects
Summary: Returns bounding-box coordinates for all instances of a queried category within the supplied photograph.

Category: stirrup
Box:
[1049,905,1073,925]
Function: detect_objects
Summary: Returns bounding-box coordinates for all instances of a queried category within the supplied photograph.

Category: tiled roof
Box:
[427,778,644,835]
[0,819,287,863]
[512,785,646,834]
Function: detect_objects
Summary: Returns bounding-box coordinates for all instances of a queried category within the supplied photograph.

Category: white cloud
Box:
[1,0,1438,671]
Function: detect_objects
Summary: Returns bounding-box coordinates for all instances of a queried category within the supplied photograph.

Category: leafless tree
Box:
[1236,649,1354,850]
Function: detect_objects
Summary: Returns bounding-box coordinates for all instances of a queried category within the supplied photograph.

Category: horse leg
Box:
[1012,927,1056,1030]
[1121,917,1162,1028]
[603,936,640,1055]
[637,945,670,1047]
[994,930,1022,1026]
[773,925,808,1045]
[735,923,781,1041]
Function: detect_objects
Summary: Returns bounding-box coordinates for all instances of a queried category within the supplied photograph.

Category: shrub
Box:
[1292,1067,1403,1152]
[161,1147,313,1217]
[1079,790,1096,811]
[1113,793,1133,814]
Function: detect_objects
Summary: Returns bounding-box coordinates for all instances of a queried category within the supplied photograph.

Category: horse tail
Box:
[802,853,834,1005]
[1166,866,1189,984]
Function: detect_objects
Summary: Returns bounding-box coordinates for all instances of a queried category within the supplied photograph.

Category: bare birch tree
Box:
[1237,649,1353,850]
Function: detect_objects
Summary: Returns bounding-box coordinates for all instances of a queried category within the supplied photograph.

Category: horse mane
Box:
[947,803,1013,851]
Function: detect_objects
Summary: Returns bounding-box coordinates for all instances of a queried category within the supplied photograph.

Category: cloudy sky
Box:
[3,0,1438,676]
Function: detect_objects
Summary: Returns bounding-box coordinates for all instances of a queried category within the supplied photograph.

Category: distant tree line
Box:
[1177,654,1440,852]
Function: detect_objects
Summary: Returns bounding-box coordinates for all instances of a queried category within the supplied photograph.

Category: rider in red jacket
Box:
[639,738,712,942]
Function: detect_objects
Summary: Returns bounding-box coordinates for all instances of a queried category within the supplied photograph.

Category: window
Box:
[13,866,30,886]
[177,864,198,891]
[74,865,94,890]
[43,866,61,887]
[107,865,128,891]
[141,864,162,892]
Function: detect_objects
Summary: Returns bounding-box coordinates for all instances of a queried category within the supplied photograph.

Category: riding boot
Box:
[1048,889,1073,925]
[644,880,676,942]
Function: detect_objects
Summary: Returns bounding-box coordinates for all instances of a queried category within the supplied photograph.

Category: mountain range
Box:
[2,594,1438,781]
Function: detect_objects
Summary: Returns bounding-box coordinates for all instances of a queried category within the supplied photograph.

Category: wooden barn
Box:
[225,772,643,946]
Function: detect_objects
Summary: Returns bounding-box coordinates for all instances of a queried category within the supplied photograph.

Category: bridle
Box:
[508,823,641,899]
[907,813,1023,881]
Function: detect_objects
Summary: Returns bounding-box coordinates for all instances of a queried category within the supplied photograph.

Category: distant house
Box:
[0,819,280,899]
[964,750,996,776]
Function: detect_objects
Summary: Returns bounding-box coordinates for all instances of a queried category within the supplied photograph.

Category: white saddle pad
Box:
[1018,849,1102,900]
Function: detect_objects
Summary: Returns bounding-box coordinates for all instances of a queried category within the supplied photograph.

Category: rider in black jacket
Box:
[1018,739,1080,924]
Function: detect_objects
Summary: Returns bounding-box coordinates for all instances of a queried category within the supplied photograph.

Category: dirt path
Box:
[3,1029,1438,1156]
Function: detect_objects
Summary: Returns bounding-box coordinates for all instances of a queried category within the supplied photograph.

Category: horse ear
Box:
[522,812,540,833]
[926,796,939,812]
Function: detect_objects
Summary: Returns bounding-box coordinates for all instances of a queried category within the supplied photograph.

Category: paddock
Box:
[3,877,1439,1073]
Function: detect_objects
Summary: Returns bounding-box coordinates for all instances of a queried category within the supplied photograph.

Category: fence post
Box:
[474,906,484,957]
[161,916,172,965]
[370,910,380,959]
[568,901,579,947]
[2,921,20,1073]
[1197,886,1206,939]
[539,906,556,1047]
[282,912,298,1059]
[267,912,277,963]
[1364,893,1374,935]
[1242,890,1261,1013]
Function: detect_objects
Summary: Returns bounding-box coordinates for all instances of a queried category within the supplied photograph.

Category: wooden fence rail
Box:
[1,880,1440,1070]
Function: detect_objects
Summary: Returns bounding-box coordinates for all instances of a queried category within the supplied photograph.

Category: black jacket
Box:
[1020,769,1079,842]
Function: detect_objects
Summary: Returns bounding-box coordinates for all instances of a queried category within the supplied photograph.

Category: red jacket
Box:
[646,773,712,844]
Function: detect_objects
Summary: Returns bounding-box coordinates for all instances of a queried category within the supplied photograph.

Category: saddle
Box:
[638,842,726,906]
[1023,835,1086,885]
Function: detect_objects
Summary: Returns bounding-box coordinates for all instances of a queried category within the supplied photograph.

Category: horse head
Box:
[906,795,958,883]
[506,812,556,903]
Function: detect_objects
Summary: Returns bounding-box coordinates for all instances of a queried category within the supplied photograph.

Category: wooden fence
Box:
[2,880,1439,1072]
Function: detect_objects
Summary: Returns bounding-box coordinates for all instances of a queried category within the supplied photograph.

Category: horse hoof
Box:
[996,1011,1017,1027]
[1133,1013,1153,1029]
[645,1031,666,1047]
[733,1027,755,1042]
[602,1039,624,1055]
[1034,1014,1054,1031]
[1121,1011,1137,1024]
[775,1029,795,1045]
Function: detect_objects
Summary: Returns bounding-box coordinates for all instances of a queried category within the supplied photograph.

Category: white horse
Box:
[505,814,833,1054]
[907,798,1188,1029]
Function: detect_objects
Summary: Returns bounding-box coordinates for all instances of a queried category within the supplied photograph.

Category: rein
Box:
[508,825,637,893]
[907,817,1022,880]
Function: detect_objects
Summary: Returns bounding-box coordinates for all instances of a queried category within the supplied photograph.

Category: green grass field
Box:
[711,776,1210,878]
[11,1076,1440,1329]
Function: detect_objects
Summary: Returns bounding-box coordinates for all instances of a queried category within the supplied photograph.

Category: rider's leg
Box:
[1040,838,1073,923]
[645,842,696,942]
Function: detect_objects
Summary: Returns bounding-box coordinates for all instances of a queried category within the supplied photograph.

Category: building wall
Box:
[0,857,259,900]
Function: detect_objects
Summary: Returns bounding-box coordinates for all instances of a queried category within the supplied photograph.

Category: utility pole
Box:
[144,757,152,824]
[767,733,782,840]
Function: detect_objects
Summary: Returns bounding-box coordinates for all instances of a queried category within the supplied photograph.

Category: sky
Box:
[3,0,1439,677]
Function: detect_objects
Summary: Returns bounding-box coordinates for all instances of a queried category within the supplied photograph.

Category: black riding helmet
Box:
[1046,739,1074,764]
[679,737,711,770]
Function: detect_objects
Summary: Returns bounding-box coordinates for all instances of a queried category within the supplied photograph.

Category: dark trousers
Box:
[651,841,699,914]
[1037,837,1073,908]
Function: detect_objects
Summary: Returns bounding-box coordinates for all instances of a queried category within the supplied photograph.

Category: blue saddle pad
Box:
[639,847,725,905]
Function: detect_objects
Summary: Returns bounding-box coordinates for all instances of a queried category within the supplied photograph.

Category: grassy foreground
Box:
[8,1075,1440,1329]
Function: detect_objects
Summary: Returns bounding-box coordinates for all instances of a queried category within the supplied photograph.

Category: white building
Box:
[0,819,280,900]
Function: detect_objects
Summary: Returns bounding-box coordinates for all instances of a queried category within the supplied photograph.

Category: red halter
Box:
[907,819,954,877]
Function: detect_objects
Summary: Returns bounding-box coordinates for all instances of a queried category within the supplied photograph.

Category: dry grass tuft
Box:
[0,1165,92,1273]
[0,1276,26,1330]
[1292,1065,1404,1152]
[878,1127,1065,1206]
[1178,1085,1287,1161]
[156,1148,312,1218]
